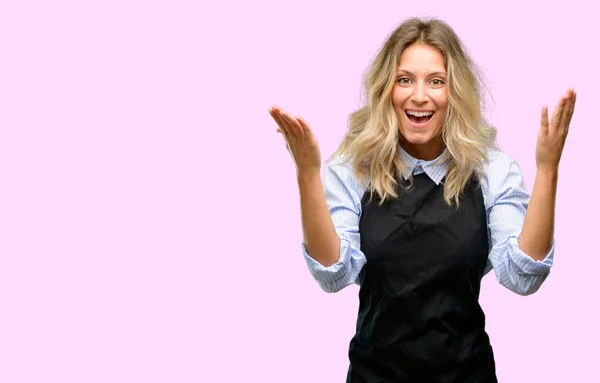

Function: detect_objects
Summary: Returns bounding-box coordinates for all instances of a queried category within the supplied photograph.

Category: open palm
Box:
[269,105,321,173]
[536,88,576,172]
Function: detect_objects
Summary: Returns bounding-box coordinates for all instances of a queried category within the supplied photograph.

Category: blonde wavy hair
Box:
[332,17,497,207]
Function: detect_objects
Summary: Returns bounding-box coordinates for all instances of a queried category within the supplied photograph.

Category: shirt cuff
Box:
[301,238,356,292]
[508,236,554,275]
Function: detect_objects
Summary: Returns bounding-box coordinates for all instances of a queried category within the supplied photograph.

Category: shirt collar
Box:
[398,144,449,185]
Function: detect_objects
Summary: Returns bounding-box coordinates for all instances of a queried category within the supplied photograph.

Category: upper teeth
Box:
[407,111,433,117]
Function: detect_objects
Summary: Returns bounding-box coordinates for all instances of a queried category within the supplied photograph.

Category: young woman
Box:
[269,17,576,382]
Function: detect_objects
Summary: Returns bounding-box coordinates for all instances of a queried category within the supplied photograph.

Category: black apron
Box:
[347,172,497,382]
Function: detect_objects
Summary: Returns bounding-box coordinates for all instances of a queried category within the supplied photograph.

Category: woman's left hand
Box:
[536,88,576,173]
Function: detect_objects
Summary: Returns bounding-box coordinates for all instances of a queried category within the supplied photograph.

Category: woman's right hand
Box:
[269,105,322,174]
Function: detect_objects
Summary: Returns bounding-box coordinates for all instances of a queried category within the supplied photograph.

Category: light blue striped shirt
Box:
[302,146,554,295]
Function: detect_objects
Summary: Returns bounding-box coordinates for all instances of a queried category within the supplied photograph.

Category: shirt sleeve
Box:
[483,151,554,295]
[301,156,367,293]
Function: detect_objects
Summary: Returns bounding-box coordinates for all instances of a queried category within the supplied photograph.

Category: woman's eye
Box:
[431,79,445,85]
[396,77,411,84]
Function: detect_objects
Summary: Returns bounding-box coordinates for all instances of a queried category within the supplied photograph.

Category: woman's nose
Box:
[411,83,428,103]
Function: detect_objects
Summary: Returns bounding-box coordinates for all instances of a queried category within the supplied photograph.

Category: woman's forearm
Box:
[518,169,558,261]
[298,170,340,267]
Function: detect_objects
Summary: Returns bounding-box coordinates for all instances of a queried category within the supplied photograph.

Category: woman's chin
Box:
[400,131,435,145]
[399,129,444,159]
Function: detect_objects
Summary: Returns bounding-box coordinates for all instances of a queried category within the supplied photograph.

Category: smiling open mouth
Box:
[406,110,434,124]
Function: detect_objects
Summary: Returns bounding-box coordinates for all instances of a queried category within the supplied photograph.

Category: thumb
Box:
[540,106,549,133]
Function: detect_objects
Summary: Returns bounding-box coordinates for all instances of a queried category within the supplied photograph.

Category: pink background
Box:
[0,0,597,382]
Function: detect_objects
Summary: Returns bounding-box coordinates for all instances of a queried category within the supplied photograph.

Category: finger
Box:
[279,112,298,139]
[550,93,568,134]
[269,107,286,129]
[270,107,294,139]
[279,110,304,138]
[284,111,305,137]
[297,116,312,134]
[560,89,576,134]
[269,105,282,120]
[540,106,549,134]
[559,93,573,135]
[564,91,576,130]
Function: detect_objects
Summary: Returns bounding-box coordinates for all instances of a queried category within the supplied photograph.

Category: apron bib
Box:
[347,173,497,382]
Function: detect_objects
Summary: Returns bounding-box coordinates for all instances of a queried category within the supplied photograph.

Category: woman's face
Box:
[392,43,449,160]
